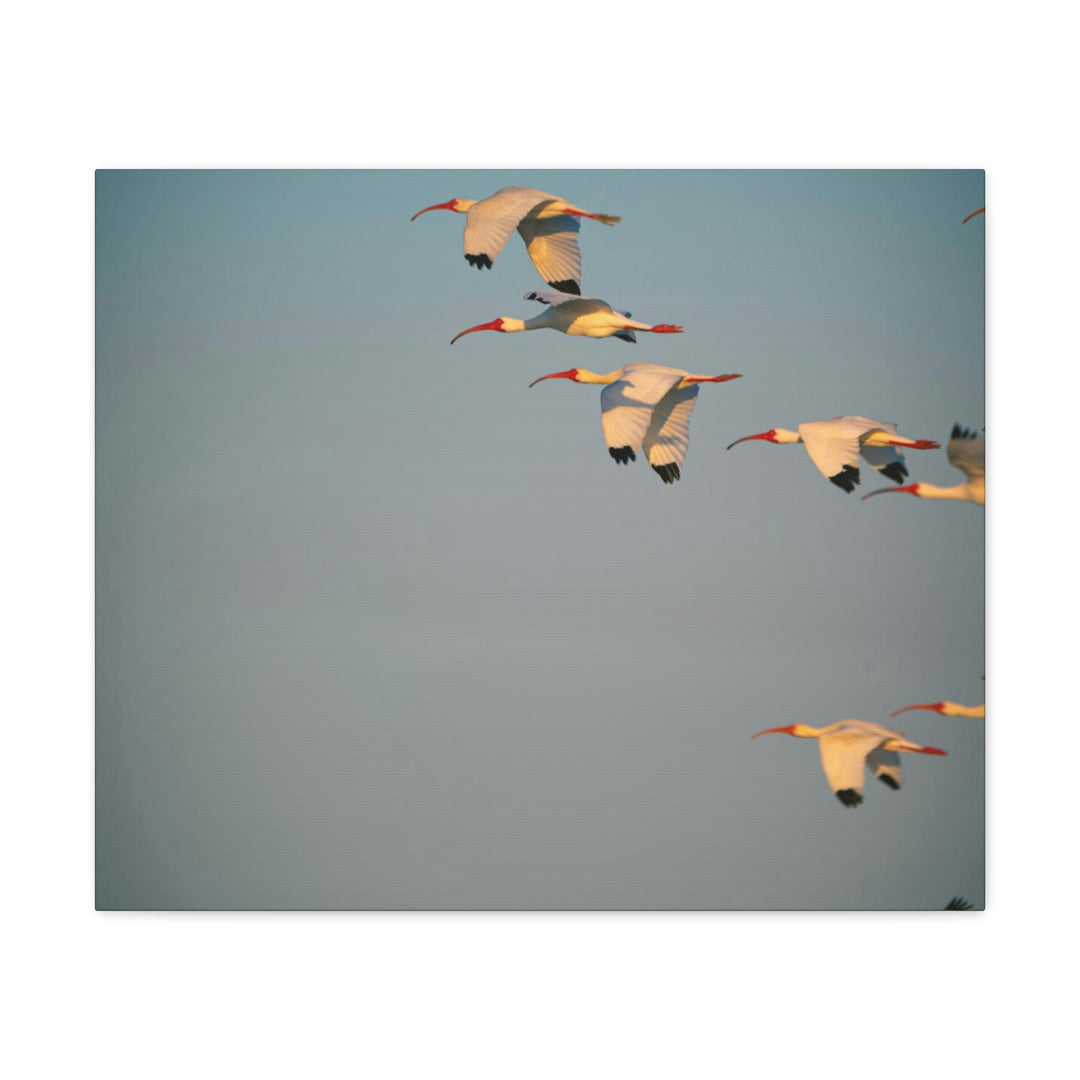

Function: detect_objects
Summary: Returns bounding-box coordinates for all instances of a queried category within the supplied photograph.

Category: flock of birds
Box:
[412,185,984,843]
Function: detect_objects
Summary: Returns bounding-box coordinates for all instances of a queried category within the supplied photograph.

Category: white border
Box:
[4,1,1074,1076]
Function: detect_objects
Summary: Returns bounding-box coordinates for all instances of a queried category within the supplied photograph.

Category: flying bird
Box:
[862,425,985,505]
[751,719,947,808]
[891,700,985,719]
[528,363,741,484]
[410,186,620,294]
[726,416,939,493]
[451,290,683,345]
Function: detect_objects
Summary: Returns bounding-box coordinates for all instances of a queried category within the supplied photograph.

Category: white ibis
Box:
[862,425,985,505]
[891,701,985,719]
[528,363,741,484]
[451,290,683,345]
[410,186,620,294]
[726,416,940,493]
[751,719,947,808]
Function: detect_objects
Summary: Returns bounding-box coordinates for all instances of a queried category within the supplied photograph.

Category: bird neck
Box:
[574,369,621,385]
[774,429,802,445]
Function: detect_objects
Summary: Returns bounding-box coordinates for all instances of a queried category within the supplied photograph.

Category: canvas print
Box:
[96,170,985,909]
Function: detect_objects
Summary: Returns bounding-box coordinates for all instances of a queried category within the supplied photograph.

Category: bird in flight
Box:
[862,425,984,506]
[451,290,683,345]
[750,718,947,807]
[529,362,741,484]
[411,186,620,294]
[727,416,939,493]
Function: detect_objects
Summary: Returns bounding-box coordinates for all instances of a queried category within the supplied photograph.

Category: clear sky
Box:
[96,169,984,909]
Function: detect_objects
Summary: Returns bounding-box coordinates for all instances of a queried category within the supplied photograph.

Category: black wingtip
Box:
[877,774,901,790]
[828,465,861,493]
[652,463,681,484]
[464,253,493,270]
[951,424,977,441]
[547,279,581,295]
[945,897,975,910]
[880,462,908,484]
[835,788,863,807]
[609,446,636,465]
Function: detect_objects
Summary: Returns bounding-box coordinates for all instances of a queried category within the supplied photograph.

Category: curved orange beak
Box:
[410,200,457,221]
[450,319,503,345]
[750,725,795,739]
[861,483,919,501]
[889,703,944,718]
[528,369,578,388]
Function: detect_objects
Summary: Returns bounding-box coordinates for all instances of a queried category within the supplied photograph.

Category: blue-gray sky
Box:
[96,169,984,908]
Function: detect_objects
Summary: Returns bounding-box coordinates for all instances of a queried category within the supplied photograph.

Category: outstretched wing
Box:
[517,214,583,294]
[866,747,903,790]
[947,424,985,481]
[522,289,602,309]
[798,417,880,493]
[857,420,908,484]
[641,384,699,484]
[463,187,554,271]
[818,725,889,806]
[600,366,686,468]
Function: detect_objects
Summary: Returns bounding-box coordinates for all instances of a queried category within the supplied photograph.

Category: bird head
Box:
[410,198,474,220]
[750,724,817,740]
[528,368,581,387]
[528,369,615,387]
[450,317,513,345]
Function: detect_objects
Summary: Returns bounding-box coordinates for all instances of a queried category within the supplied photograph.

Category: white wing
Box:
[522,289,602,309]
[817,724,890,806]
[798,416,887,493]
[947,425,985,481]
[462,187,556,271]
[856,420,909,484]
[641,384,699,484]
[600,365,686,467]
[517,214,583,294]
[866,747,903,790]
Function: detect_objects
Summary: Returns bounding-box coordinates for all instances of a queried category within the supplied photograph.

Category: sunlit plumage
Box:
[862,424,985,505]
[727,416,940,493]
[411,186,620,293]
[751,719,947,808]
[450,290,683,345]
[528,362,741,484]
